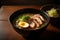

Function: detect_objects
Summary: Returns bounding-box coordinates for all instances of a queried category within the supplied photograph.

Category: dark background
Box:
[1,0,60,5]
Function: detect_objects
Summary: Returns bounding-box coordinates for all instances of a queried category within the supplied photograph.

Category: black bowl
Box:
[40,4,60,27]
[9,8,50,40]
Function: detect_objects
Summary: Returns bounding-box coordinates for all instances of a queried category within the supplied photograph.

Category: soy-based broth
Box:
[14,13,46,30]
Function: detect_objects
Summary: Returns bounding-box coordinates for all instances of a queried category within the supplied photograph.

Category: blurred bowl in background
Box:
[40,4,60,27]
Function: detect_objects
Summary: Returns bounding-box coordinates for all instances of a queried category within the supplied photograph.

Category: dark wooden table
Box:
[0,6,60,40]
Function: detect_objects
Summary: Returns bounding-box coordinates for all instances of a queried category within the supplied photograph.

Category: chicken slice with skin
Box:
[33,17,43,25]
[30,22,35,28]
[33,14,45,22]
[33,19,40,27]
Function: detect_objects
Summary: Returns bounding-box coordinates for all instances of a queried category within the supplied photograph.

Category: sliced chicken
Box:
[33,19,40,27]
[33,14,45,21]
[30,22,35,28]
[39,15,45,22]
[33,17,43,25]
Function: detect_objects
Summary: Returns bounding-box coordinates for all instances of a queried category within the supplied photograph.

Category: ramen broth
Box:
[14,13,46,30]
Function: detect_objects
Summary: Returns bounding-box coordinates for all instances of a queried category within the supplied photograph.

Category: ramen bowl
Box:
[9,8,50,40]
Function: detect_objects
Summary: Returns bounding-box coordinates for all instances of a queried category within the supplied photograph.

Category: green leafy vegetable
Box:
[16,15,30,22]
